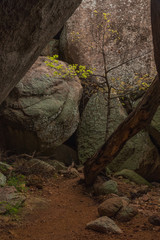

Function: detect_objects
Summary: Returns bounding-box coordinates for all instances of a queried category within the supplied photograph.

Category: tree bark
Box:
[0,0,81,104]
[84,75,160,186]
[151,0,160,75]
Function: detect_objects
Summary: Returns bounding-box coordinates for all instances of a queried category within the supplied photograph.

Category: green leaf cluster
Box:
[45,55,94,79]
[7,174,27,192]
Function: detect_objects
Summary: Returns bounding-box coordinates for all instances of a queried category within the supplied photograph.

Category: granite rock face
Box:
[60,0,155,87]
[77,92,126,164]
[1,57,82,153]
[77,88,160,182]
[77,92,107,164]
[109,131,160,182]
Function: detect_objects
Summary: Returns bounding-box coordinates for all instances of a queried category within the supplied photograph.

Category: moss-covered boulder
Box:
[94,180,118,195]
[77,93,126,164]
[151,106,160,132]
[0,186,26,214]
[114,169,151,186]
[115,205,138,222]
[149,106,160,150]
[1,57,82,153]
[108,131,160,182]
[77,92,107,164]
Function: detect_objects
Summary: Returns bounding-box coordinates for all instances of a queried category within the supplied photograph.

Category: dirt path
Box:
[1,176,160,240]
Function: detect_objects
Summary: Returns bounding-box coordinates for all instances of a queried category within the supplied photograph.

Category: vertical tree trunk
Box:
[151,0,160,75]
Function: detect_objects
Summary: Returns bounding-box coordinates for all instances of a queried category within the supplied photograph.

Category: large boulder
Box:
[77,92,126,164]
[77,90,160,181]
[1,57,82,153]
[114,169,151,186]
[108,131,160,182]
[77,92,107,164]
[0,0,82,104]
[149,106,160,150]
[60,0,155,87]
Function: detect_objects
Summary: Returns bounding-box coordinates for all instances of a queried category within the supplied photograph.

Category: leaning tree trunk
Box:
[84,0,160,186]
[84,75,160,185]
[0,0,81,104]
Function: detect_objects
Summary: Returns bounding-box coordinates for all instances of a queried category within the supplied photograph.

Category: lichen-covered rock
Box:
[77,92,107,164]
[21,159,56,176]
[114,169,151,186]
[60,0,155,86]
[108,131,160,182]
[0,186,26,214]
[115,205,138,222]
[77,92,126,164]
[0,172,6,187]
[77,89,160,182]
[0,0,82,104]
[98,197,123,217]
[98,196,137,222]
[149,106,160,150]
[94,180,118,195]
[86,216,122,234]
[46,160,67,172]
[1,57,82,153]
[151,106,160,132]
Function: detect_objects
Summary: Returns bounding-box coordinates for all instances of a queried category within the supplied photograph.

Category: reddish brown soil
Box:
[1,176,160,240]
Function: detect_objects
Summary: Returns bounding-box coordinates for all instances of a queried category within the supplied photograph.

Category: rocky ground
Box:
[0,170,160,240]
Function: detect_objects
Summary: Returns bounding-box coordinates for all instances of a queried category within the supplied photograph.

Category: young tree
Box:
[70,9,154,125]
[46,1,160,186]
[84,0,160,185]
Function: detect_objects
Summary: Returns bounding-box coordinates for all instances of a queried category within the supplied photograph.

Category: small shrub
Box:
[7,174,27,192]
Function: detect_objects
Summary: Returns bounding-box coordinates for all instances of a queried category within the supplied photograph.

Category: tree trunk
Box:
[84,75,160,185]
[151,0,160,75]
[0,0,81,104]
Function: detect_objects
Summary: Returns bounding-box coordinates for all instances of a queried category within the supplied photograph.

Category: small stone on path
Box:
[98,197,123,217]
[115,205,138,222]
[94,180,118,195]
[86,216,122,234]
